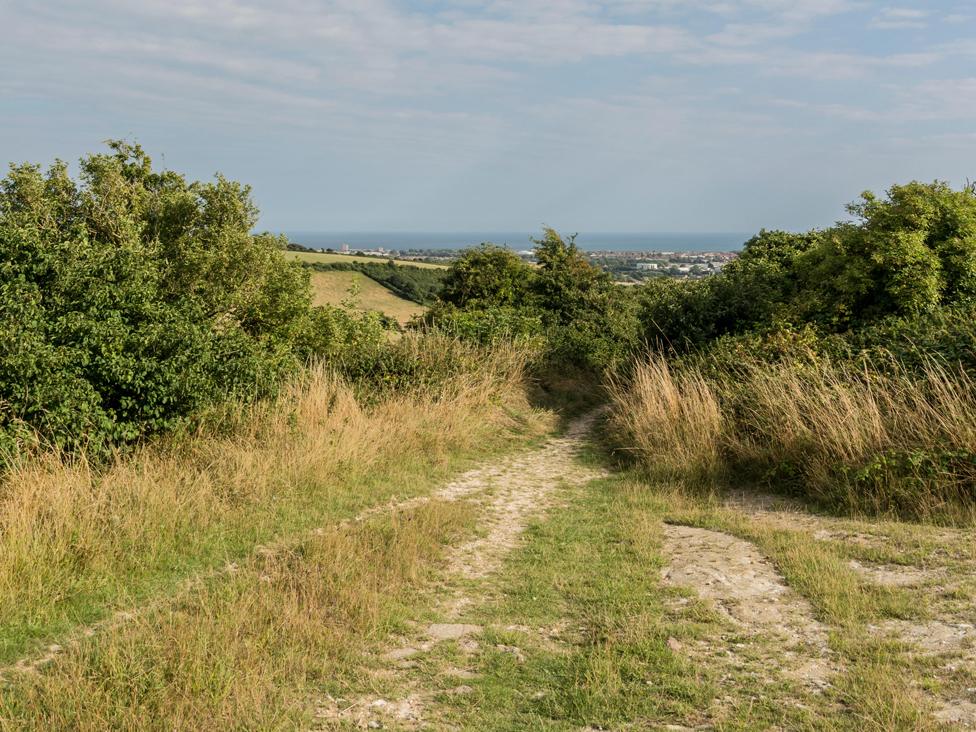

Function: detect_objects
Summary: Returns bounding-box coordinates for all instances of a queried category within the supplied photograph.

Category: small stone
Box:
[666,637,682,652]
[384,647,419,661]
[426,623,482,641]
[495,644,526,662]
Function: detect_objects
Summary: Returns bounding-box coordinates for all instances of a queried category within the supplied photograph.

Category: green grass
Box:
[425,476,828,730]
[308,269,427,324]
[3,407,970,729]
[399,473,970,730]
[285,250,448,269]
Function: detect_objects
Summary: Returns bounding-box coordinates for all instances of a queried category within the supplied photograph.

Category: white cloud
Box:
[870,7,929,30]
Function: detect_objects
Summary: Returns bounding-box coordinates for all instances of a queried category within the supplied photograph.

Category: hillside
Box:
[285,250,448,270]
[309,269,427,324]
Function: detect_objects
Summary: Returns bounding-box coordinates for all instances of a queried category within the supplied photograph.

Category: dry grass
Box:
[606,356,723,484]
[0,500,474,730]
[609,353,976,522]
[729,359,976,520]
[308,269,427,324]
[0,337,551,665]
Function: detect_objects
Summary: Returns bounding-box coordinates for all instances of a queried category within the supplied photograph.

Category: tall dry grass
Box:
[606,357,723,484]
[0,334,551,663]
[609,353,976,523]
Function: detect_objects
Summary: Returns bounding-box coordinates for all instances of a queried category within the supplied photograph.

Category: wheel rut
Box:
[312,412,607,730]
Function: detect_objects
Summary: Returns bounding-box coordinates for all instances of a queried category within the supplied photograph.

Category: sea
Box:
[281,231,749,253]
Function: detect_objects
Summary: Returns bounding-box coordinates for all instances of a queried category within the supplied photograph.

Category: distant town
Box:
[301,242,739,281]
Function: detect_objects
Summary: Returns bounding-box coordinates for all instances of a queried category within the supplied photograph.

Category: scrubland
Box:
[4,146,975,729]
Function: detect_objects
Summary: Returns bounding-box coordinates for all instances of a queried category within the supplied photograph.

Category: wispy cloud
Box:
[870,7,929,29]
[2,0,974,231]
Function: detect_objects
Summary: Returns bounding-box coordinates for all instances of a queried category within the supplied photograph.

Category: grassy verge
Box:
[0,343,552,666]
[0,499,477,729]
[608,353,976,524]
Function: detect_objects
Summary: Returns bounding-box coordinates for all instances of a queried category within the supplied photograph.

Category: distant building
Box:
[340,243,350,253]
[636,262,658,270]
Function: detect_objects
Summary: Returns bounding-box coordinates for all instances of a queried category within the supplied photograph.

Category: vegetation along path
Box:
[307,419,976,730]
[2,411,974,730]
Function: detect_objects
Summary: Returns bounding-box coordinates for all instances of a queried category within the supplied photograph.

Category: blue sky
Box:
[2,1,974,233]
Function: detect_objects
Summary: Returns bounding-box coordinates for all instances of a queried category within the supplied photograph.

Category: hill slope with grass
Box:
[308,269,427,324]
[285,250,447,270]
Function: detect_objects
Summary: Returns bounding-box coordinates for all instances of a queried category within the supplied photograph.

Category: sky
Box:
[2,1,974,233]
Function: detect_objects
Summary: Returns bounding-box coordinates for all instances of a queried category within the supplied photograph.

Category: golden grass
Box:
[606,356,723,484]
[0,500,474,729]
[609,353,976,522]
[284,250,447,269]
[0,336,552,665]
[308,269,426,324]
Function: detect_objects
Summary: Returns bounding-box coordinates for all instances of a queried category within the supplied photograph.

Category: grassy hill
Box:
[309,269,427,324]
[286,250,448,270]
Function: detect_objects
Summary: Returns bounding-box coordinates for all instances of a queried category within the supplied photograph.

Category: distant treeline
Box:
[305,260,446,306]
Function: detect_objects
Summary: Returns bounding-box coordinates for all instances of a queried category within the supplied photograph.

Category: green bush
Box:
[636,182,976,352]
[439,244,532,308]
[429,229,639,374]
[423,303,544,345]
[0,142,375,454]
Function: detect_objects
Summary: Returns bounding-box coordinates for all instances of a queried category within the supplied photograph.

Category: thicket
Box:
[611,180,976,523]
[0,143,389,455]
[640,181,976,353]
[427,233,640,373]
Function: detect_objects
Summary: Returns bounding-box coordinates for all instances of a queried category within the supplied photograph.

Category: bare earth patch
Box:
[313,413,607,729]
[874,619,976,727]
[846,559,935,587]
[661,523,837,691]
[719,490,976,727]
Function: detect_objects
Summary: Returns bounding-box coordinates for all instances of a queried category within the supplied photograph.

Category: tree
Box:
[531,227,613,322]
[439,244,532,308]
[0,141,316,452]
[794,182,976,327]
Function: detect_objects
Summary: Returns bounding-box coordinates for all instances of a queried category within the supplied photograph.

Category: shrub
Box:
[423,303,545,346]
[431,228,640,374]
[635,181,976,350]
[439,244,532,308]
[0,142,358,454]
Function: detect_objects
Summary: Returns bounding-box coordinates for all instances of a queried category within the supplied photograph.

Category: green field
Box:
[309,270,427,324]
[285,250,448,270]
